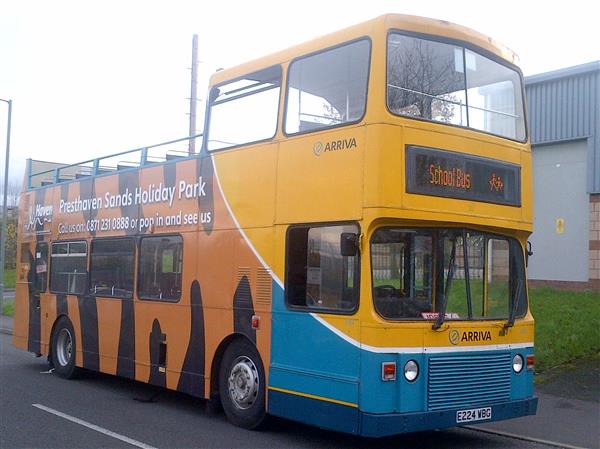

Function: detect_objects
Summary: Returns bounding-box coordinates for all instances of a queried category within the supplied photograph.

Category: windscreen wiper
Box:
[433,236,457,330]
[503,279,523,333]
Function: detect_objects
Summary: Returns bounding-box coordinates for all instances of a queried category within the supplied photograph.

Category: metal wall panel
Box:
[528,141,589,281]
[525,62,600,193]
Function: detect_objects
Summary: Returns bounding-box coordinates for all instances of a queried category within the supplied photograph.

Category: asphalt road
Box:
[0,333,578,449]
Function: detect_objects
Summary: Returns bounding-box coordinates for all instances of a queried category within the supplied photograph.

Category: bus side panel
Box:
[96,297,123,375]
[14,186,52,354]
[66,295,84,367]
[40,292,57,357]
[268,283,361,434]
[12,281,30,351]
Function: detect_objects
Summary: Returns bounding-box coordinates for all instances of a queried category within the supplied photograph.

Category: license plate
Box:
[456,407,492,423]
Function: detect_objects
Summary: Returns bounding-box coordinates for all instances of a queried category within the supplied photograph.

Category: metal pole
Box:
[188,34,198,156]
[0,99,12,315]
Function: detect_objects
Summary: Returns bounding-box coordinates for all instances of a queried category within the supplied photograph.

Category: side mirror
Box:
[340,233,358,257]
[526,241,533,266]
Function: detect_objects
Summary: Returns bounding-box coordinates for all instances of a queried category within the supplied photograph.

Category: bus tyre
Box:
[50,317,80,379]
[219,339,266,429]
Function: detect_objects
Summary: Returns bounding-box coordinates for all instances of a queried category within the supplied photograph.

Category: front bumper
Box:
[359,397,538,437]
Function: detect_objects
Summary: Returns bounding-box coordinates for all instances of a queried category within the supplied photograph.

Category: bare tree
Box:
[0,176,22,208]
[388,37,465,122]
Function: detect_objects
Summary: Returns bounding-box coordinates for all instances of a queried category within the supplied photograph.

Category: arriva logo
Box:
[25,204,53,231]
[313,138,357,156]
[449,329,460,345]
[449,329,492,345]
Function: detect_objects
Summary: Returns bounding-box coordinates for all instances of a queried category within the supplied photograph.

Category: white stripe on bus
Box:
[311,314,533,354]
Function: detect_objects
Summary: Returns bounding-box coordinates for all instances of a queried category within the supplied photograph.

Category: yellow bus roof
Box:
[209,14,520,86]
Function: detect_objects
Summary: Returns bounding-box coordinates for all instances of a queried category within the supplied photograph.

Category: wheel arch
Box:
[47,313,70,363]
[210,332,257,402]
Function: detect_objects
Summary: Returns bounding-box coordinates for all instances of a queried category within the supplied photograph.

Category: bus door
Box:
[26,242,49,354]
[269,224,361,433]
[133,233,193,392]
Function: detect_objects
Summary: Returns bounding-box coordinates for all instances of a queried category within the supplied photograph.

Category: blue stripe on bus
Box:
[268,388,359,434]
[269,279,535,421]
[269,281,360,406]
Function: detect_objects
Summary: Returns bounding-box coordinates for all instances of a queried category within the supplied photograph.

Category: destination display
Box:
[405,145,521,206]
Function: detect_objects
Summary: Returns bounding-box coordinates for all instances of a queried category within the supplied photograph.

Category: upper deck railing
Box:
[26,134,203,190]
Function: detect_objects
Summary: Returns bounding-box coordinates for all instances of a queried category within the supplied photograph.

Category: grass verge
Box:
[530,287,600,373]
[3,269,15,289]
[2,300,14,317]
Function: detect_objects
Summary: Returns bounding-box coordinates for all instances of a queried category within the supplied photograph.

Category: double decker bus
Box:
[14,14,536,436]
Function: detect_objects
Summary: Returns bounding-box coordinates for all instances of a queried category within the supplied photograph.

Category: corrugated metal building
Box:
[524,61,600,290]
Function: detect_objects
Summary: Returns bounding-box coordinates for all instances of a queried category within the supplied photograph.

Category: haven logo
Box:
[313,137,357,156]
[25,204,53,231]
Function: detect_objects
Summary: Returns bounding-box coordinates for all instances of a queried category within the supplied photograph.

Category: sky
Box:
[0,0,598,188]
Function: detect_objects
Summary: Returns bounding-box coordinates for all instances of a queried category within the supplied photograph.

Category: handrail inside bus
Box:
[387,84,520,118]
[26,133,203,190]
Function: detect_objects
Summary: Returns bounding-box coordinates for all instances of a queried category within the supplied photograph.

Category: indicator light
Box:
[381,362,396,381]
[526,355,535,371]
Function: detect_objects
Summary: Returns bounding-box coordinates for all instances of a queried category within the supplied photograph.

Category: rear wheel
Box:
[50,317,80,379]
[219,339,266,429]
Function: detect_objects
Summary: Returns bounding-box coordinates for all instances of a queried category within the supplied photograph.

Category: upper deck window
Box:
[207,65,281,151]
[285,39,370,135]
[387,33,526,141]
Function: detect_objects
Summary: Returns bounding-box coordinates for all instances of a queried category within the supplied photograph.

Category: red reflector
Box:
[527,355,535,370]
[251,315,260,330]
[382,362,396,381]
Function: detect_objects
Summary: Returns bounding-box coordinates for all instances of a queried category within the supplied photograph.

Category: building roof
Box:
[525,60,600,85]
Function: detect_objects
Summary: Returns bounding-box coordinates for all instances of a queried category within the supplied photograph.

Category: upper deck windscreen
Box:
[387,33,526,141]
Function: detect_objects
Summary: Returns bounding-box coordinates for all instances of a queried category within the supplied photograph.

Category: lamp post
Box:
[0,98,12,315]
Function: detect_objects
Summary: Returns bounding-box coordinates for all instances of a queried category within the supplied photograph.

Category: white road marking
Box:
[464,425,590,449]
[32,404,158,449]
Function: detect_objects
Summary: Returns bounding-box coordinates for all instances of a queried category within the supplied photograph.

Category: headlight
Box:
[404,360,419,382]
[513,354,524,373]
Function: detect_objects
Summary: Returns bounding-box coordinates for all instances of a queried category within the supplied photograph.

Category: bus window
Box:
[371,228,527,321]
[207,65,281,151]
[138,235,183,301]
[371,229,433,319]
[50,241,88,295]
[34,242,48,293]
[286,224,358,313]
[387,33,525,141]
[90,238,135,299]
[486,238,511,318]
[285,39,370,134]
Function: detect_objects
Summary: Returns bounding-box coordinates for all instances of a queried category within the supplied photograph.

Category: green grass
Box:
[530,287,600,373]
[3,269,15,289]
[2,299,14,317]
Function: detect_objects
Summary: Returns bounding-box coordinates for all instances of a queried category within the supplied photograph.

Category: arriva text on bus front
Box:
[59,177,207,213]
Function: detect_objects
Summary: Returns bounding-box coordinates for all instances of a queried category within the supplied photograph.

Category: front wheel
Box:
[50,317,80,379]
[219,339,266,429]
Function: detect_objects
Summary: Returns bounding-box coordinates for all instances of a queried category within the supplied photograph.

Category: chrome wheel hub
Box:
[56,328,73,367]
[228,356,259,410]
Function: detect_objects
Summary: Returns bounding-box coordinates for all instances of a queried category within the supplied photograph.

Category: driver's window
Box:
[285,223,359,313]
